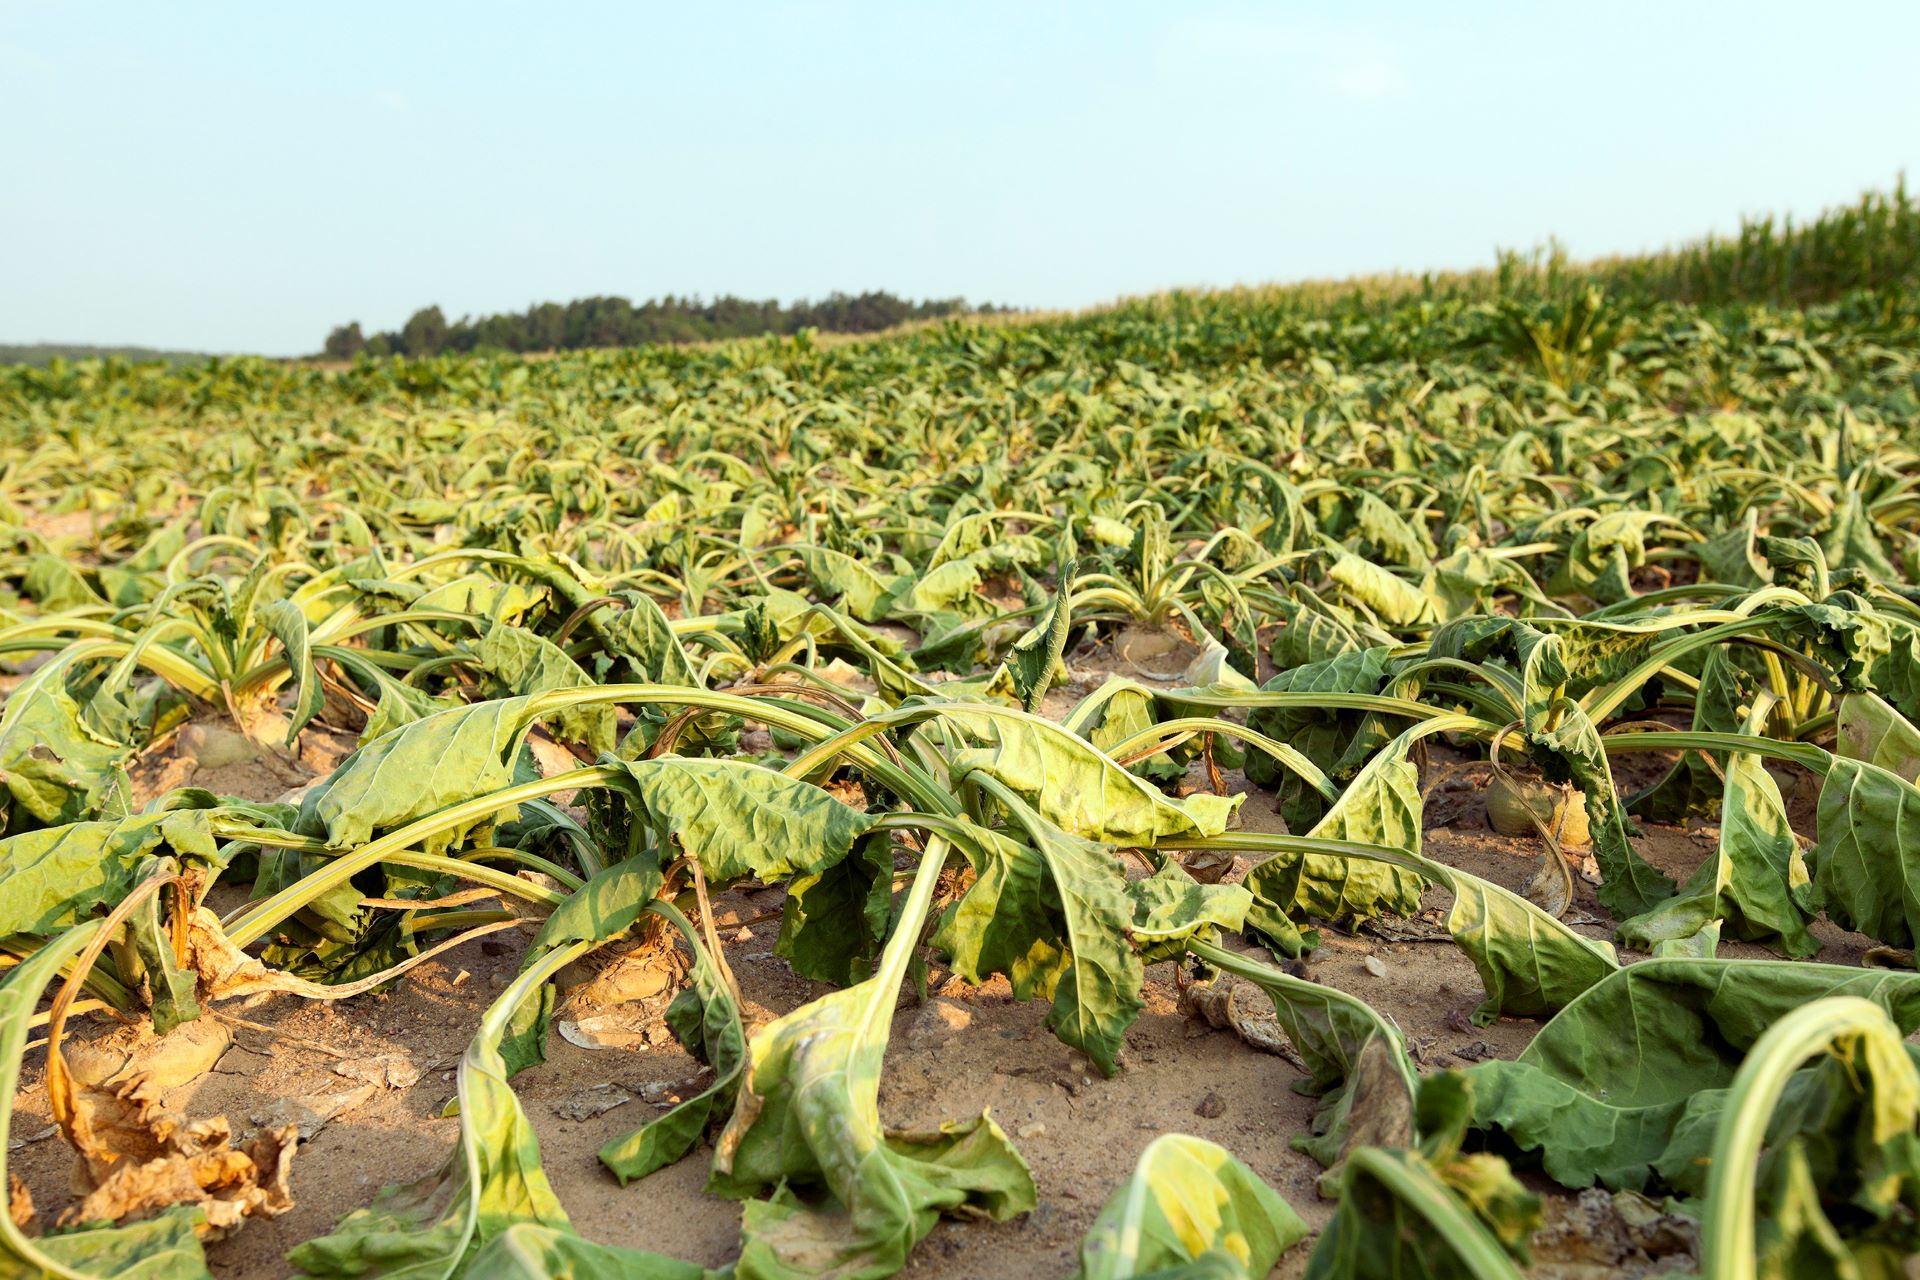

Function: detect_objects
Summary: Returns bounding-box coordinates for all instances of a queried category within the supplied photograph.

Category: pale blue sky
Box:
[4,2,1917,355]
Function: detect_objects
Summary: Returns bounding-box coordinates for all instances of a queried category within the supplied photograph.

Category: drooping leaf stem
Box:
[228,684,950,946]
[1325,1147,1526,1279]
[525,683,955,814]
[3,634,219,704]
[1173,828,1609,964]
[1580,602,1829,724]
[863,834,954,1033]
[1098,717,1339,800]
[224,765,624,947]
[1158,686,1493,731]
[1698,996,1911,1280]
[1599,729,1830,774]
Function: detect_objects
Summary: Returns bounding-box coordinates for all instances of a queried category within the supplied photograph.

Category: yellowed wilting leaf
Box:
[52,1072,296,1239]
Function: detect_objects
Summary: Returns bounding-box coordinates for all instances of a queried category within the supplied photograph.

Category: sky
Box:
[4,1,1919,356]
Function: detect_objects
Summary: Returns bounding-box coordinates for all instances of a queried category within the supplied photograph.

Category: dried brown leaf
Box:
[9,1173,33,1229]
[53,1072,296,1239]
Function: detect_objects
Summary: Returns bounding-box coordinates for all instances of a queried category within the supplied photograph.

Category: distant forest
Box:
[322,291,1001,359]
[0,343,211,367]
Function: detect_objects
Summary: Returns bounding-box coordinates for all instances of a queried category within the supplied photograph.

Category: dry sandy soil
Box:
[5,640,1872,1279]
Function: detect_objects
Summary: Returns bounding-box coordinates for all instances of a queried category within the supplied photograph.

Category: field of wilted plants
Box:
[3,196,1920,1279]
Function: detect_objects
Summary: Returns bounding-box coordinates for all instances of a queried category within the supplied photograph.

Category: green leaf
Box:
[461,1223,717,1280]
[1064,676,1186,783]
[1245,720,1426,960]
[1126,862,1250,966]
[1266,594,1368,669]
[473,621,615,753]
[1006,557,1075,714]
[593,592,700,687]
[932,823,1069,1004]
[598,902,747,1184]
[612,757,875,884]
[1349,491,1434,567]
[1810,753,1920,948]
[531,858,661,954]
[1326,551,1438,626]
[1544,511,1666,604]
[297,696,538,854]
[130,887,200,1034]
[1243,646,1399,832]
[1684,997,1920,1270]
[1698,510,1771,589]
[930,704,1240,844]
[1428,857,1620,1025]
[899,557,986,619]
[1618,750,1816,958]
[1528,698,1674,918]
[0,662,133,829]
[795,546,907,623]
[1766,598,1892,694]
[1836,690,1920,780]
[409,574,543,621]
[1071,1135,1308,1280]
[0,810,219,941]
[934,791,1144,1076]
[1822,489,1901,582]
[1243,852,1422,962]
[777,830,895,985]
[1305,1147,1529,1280]
[259,597,324,745]
[24,554,104,610]
[711,846,1036,1280]
[1457,958,1920,1192]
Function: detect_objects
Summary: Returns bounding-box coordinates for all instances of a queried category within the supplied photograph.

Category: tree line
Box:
[322,291,1001,359]
[0,343,211,367]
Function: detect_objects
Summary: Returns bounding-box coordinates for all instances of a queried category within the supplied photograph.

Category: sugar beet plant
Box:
[4,224,1920,1276]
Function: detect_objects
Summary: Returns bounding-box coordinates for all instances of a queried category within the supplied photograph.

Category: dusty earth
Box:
[4,638,1877,1279]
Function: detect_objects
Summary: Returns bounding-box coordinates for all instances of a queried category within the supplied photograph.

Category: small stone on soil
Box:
[334,1053,421,1090]
[250,1083,378,1140]
[553,1083,635,1122]
[6,1126,55,1152]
